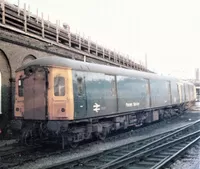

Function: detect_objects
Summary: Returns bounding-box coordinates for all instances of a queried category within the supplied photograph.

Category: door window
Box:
[54,76,65,96]
[77,76,84,96]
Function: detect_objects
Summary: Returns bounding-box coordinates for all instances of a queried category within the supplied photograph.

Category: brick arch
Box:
[22,54,36,65]
[0,49,12,121]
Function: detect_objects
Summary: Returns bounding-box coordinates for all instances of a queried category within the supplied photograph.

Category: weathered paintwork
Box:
[72,71,195,120]
[14,71,24,118]
[73,71,118,118]
[15,66,75,120]
[116,76,150,112]
[23,68,46,120]
[48,67,74,120]
[15,56,197,121]
[13,56,197,147]
[150,79,171,107]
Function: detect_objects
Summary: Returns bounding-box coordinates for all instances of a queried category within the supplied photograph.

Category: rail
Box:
[102,131,200,169]
[0,117,186,168]
[42,119,200,169]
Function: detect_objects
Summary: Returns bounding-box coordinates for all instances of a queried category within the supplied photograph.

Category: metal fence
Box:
[0,0,151,72]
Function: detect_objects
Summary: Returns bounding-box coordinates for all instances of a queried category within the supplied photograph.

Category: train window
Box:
[18,79,24,97]
[54,76,65,96]
[77,77,83,96]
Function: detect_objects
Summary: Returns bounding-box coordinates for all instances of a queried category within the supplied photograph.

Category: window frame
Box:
[77,76,84,96]
[18,78,24,97]
[54,76,66,97]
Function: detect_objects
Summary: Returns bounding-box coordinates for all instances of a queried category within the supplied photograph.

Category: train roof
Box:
[17,56,180,81]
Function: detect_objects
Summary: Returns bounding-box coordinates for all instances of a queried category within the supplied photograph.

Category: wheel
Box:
[68,141,79,148]
[65,134,79,149]
[98,133,107,141]
[97,130,108,141]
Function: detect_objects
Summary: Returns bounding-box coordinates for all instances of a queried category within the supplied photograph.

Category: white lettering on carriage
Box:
[126,103,133,107]
[133,102,140,106]
[126,102,140,107]
[174,97,177,102]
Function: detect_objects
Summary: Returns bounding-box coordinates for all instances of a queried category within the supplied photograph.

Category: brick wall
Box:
[0,27,148,121]
[0,39,101,119]
[0,40,52,120]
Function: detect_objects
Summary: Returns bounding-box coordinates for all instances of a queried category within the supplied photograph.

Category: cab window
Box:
[18,79,24,97]
[54,76,65,96]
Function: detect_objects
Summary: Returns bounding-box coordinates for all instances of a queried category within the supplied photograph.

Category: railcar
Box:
[12,56,196,148]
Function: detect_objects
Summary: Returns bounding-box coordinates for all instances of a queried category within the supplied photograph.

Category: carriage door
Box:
[24,68,47,120]
[73,72,87,118]
[104,75,118,114]
[51,68,73,120]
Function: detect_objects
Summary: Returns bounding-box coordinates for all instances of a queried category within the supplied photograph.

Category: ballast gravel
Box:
[170,143,200,169]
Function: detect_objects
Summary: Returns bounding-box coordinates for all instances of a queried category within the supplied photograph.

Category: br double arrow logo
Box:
[93,103,100,113]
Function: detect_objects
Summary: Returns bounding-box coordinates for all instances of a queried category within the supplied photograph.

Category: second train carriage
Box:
[13,56,196,147]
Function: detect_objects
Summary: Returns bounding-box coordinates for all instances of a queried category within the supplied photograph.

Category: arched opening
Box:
[0,49,11,122]
[22,55,36,65]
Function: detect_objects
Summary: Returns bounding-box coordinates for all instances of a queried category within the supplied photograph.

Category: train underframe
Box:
[11,103,190,149]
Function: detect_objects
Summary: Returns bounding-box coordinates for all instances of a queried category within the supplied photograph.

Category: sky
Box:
[7,0,200,79]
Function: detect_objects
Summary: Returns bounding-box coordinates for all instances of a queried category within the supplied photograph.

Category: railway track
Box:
[42,119,200,169]
[169,140,200,169]
[0,144,41,158]
[100,131,200,169]
[0,144,42,168]
[0,122,179,168]
[0,117,193,168]
[0,115,196,168]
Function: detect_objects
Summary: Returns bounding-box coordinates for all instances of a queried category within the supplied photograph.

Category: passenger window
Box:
[18,79,24,97]
[54,76,65,96]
